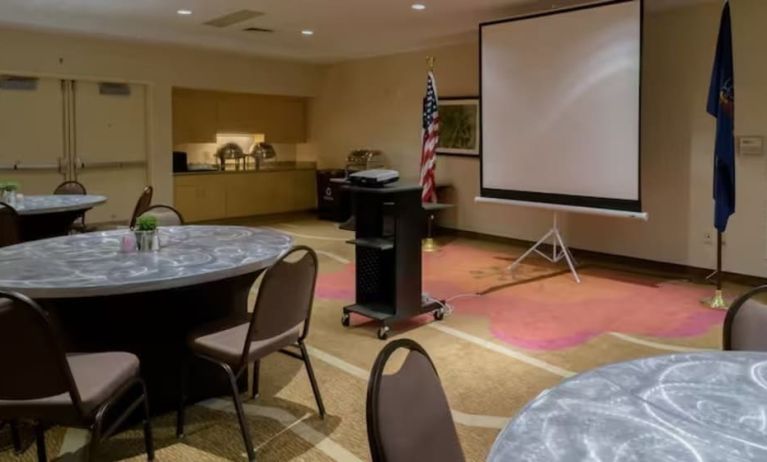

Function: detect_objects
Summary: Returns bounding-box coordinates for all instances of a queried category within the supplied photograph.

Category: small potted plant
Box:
[0,181,20,206]
[134,214,159,252]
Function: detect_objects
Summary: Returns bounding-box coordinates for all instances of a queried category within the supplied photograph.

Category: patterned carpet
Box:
[0,217,738,461]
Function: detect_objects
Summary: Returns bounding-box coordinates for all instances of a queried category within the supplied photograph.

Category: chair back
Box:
[724,285,767,351]
[138,204,185,226]
[0,291,82,410]
[129,186,153,229]
[0,202,21,248]
[53,181,87,195]
[245,246,318,353]
[366,339,464,462]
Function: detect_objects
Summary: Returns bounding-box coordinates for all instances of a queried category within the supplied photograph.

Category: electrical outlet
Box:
[704,231,727,246]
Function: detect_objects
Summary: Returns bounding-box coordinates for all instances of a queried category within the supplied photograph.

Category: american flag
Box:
[419,70,439,203]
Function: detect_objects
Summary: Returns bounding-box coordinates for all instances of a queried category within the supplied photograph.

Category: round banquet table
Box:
[0,225,292,413]
[488,351,767,462]
[3,194,107,241]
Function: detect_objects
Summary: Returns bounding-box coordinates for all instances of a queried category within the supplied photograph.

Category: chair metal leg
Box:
[87,424,101,462]
[140,381,156,461]
[34,423,47,462]
[176,356,189,439]
[251,360,260,400]
[298,341,326,419]
[223,363,256,462]
[10,420,22,454]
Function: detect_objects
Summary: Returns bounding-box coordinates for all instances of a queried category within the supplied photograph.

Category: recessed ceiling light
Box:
[301,30,314,36]
[411,3,426,10]
[177,9,192,15]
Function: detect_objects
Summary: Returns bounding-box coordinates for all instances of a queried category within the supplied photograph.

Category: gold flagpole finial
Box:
[426,56,435,72]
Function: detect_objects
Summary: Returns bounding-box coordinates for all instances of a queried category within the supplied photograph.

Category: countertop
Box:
[174,161,316,176]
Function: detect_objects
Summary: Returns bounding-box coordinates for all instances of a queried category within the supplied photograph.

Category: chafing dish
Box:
[249,142,277,170]
[346,149,384,173]
[215,142,245,171]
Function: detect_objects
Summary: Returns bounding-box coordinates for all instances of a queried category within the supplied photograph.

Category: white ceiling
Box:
[0,0,717,63]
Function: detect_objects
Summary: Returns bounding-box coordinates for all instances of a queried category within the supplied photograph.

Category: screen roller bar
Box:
[475,196,648,221]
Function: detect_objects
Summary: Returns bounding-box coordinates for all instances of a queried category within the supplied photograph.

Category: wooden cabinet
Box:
[173,88,307,145]
[215,92,265,135]
[173,176,227,222]
[174,169,316,222]
[172,89,218,144]
[263,97,306,143]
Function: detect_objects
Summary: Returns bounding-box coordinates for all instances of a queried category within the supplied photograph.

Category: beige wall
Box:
[0,27,322,204]
[307,1,767,277]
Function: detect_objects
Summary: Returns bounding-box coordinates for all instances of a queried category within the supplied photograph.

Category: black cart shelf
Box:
[341,182,443,340]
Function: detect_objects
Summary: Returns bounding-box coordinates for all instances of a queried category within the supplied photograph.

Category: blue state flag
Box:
[706,1,735,233]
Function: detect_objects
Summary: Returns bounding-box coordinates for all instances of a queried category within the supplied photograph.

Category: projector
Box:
[348,169,400,187]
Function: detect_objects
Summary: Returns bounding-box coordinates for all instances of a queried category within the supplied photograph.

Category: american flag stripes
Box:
[419,70,439,203]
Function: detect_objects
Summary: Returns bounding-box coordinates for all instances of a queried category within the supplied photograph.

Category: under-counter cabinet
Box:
[174,169,316,222]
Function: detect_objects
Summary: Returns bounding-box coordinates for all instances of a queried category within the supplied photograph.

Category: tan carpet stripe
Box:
[200,399,363,462]
[608,332,714,352]
[427,324,576,377]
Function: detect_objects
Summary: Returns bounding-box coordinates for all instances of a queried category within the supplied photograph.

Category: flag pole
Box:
[703,231,728,309]
[426,56,435,72]
[701,0,733,310]
[422,55,439,253]
[713,232,728,308]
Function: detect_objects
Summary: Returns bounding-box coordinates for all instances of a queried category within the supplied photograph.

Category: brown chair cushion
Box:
[190,321,301,367]
[0,352,139,424]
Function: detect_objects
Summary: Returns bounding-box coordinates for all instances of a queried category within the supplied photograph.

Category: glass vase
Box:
[134,230,158,252]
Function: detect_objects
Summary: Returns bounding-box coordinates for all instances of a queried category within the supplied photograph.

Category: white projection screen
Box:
[479,0,643,216]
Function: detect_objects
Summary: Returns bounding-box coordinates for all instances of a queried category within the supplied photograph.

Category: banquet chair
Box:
[0,202,21,248]
[724,285,767,351]
[53,180,90,233]
[0,291,155,462]
[0,419,23,453]
[366,339,464,462]
[128,186,153,229]
[176,246,325,462]
[137,204,185,226]
[53,181,87,195]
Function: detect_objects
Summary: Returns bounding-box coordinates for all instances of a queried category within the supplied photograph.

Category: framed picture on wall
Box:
[436,97,480,157]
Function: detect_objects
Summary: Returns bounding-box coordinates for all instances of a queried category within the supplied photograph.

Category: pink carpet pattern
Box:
[316,242,725,351]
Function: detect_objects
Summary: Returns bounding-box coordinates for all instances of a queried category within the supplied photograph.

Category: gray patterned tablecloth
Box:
[0,225,292,298]
[488,351,767,462]
[2,194,107,215]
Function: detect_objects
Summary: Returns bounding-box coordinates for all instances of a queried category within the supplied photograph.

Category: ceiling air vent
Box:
[204,10,264,28]
[99,82,131,96]
[0,75,38,91]
[243,27,274,33]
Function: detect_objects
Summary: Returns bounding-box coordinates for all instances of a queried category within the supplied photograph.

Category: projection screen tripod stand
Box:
[507,212,580,283]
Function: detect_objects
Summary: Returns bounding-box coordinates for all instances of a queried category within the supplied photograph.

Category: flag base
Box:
[701,289,729,310]
[422,237,439,253]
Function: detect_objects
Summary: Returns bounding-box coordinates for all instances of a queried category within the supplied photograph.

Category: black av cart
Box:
[341,182,444,340]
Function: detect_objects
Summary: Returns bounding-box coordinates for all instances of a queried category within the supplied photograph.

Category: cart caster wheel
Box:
[377,326,390,340]
[433,307,445,321]
[341,313,350,327]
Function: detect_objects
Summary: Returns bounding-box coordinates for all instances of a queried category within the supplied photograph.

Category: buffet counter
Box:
[174,161,316,176]
[173,162,317,222]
